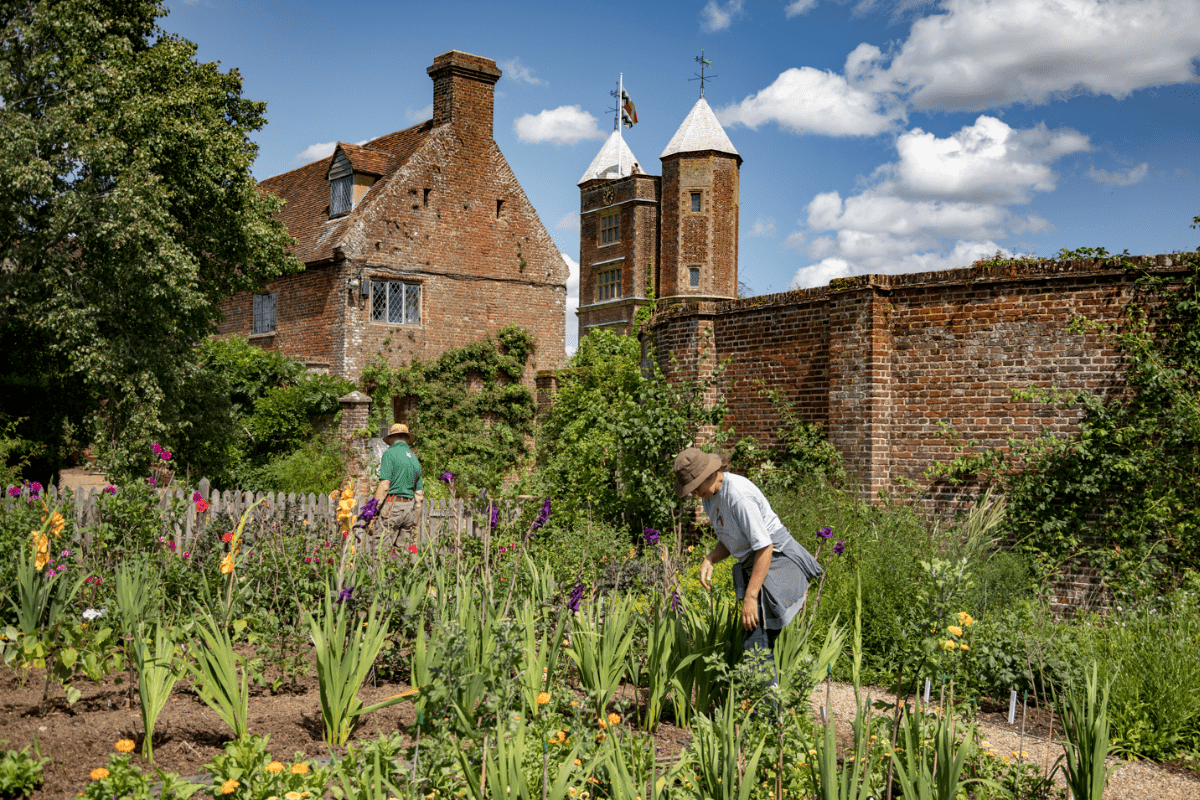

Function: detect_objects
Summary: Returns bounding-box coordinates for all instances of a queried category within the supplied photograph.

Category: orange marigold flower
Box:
[290,763,310,775]
[90,768,110,781]
[607,712,621,726]
[265,761,284,773]
[221,779,240,794]
[536,691,551,705]
[285,793,302,800]
[115,739,136,753]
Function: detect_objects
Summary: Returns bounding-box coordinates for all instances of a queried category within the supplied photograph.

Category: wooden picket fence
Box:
[3,479,527,559]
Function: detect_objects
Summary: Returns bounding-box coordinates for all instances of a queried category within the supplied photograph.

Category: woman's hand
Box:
[699,557,715,590]
[742,593,759,631]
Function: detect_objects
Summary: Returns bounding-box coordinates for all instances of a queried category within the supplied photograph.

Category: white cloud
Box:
[750,217,777,236]
[717,66,900,137]
[1088,162,1149,188]
[785,0,818,17]
[406,105,432,123]
[728,1,1200,143]
[514,105,605,146]
[500,57,546,86]
[701,0,745,32]
[873,0,1200,111]
[792,115,1082,287]
[784,230,807,249]
[555,212,581,232]
[294,141,337,163]
[878,116,1090,204]
[562,252,580,355]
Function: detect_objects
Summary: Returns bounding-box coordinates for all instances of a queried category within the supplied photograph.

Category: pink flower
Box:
[192,491,203,501]
[147,477,156,487]
[407,544,418,554]
[183,552,190,558]
[152,443,162,455]
[500,546,508,554]
[160,450,172,461]
[304,557,312,564]
[103,485,117,495]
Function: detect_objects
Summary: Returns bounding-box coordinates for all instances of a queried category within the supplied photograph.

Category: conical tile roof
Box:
[660,97,739,160]
[578,130,642,185]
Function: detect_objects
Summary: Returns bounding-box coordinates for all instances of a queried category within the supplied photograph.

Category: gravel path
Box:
[808,681,1200,800]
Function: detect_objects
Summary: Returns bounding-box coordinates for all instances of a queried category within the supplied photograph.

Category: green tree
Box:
[0,0,300,480]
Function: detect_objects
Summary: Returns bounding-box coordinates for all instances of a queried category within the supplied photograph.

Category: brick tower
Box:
[576,130,662,340]
[658,97,741,301]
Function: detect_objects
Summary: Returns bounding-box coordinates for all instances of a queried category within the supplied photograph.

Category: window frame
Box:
[595,266,622,302]
[599,210,620,246]
[690,191,702,213]
[330,175,353,217]
[369,279,422,326]
[689,267,701,288]
[252,292,276,335]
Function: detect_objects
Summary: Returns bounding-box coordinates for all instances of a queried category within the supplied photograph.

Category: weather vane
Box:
[690,49,716,98]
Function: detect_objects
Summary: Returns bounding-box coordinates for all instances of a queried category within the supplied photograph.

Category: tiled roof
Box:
[335,142,393,176]
[660,97,740,161]
[578,130,642,185]
[259,121,433,265]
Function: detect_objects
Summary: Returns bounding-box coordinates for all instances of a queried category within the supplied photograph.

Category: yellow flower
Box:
[941,640,957,651]
[286,793,303,800]
[569,789,577,797]
[265,761,284,773]
[90,768,110,781]
[570,700,579,707]
[960,643,970,650]
[807,750,816,756]
[220,550,236,575]
[573,759,582,766]
[32,531,49,571]
[947,625,963,637]
[957,611,974,627]
[291,763,310,775]
[536,691,551,705]
[607,712,621,726]
[221,779,240,794]
[115,739,136,753]
[48,511,65,536]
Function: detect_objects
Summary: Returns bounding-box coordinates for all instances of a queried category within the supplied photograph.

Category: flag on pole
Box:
[621,89,638,128]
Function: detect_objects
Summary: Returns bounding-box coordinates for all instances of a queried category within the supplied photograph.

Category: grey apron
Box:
[732,534,823,630]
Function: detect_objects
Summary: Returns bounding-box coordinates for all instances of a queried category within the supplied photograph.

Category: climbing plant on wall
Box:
[928,224,1200,595]
[360,324,537,495]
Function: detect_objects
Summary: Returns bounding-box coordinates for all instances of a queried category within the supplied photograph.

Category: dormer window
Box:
[328,149,354,218]
[331,175,352,216]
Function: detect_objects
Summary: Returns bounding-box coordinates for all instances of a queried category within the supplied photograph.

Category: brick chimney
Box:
[427,51,502,140]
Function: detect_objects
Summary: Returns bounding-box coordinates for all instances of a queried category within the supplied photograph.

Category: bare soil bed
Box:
[2,665,1196,799]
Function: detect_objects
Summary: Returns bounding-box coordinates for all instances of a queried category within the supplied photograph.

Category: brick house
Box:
[218,51,568,414]
[574,96,741,339]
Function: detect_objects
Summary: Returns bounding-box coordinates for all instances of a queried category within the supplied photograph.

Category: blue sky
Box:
[165,0,1199,348]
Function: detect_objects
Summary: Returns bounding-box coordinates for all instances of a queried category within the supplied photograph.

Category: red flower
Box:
[407,544,418,554]
[196,499,211,513]
[221,532,234,543]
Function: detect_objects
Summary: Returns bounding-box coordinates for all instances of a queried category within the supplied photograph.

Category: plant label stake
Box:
[1008,689,1018,724]
[924,677,931,704]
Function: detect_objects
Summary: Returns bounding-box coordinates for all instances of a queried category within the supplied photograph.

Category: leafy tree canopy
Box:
[0,0,300,480]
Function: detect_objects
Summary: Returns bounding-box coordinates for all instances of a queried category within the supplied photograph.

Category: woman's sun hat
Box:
[673,447,722,497]
[383,423,415,445]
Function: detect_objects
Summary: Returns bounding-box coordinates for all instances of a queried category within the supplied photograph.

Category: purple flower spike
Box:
[530,498,551,531]
[336,586,355,605]
[567,582,585,613]
[817,526,833,540]
[440,471,455,485]
[643,527,661,546]
[489,502,500,531]
[354,496,380,528]
[833,540,845,555]
[669,589,682,614]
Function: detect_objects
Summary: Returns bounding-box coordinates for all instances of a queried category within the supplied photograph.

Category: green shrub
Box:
[239,434,347,496]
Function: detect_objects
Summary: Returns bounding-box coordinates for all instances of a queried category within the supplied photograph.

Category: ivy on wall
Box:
[360,324,537,495]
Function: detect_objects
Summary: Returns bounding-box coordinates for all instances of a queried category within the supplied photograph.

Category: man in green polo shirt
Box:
[373,423,424,547]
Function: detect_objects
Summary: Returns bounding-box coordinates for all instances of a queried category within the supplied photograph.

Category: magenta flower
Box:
[440,471,455,486]
[192,491,203,501]
[28,481,42,497]
[147,477,156,487]
[183,552,191,558]
[160,449,172,461]
[6,486,18,498]
[499,546,508,554]
[152,443,162,455]
[103,485,117,495]
[304,557,312,564]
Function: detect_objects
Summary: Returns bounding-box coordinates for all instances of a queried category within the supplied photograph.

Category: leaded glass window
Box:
[331,175,352,216]
[371,280,421,325]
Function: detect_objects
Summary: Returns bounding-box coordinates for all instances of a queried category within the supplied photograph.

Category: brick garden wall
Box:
[647,255,1187,505]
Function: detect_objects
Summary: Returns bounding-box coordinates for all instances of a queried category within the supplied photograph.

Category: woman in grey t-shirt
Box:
[673,447,823,680]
